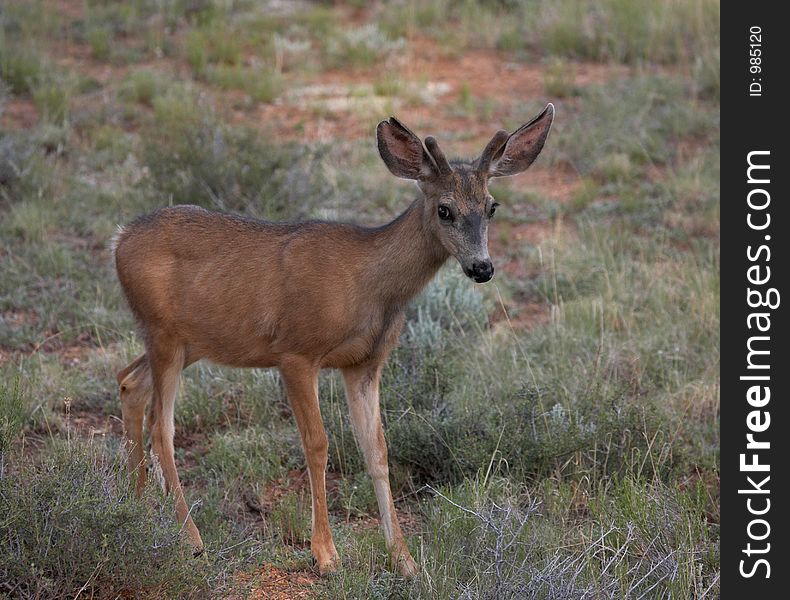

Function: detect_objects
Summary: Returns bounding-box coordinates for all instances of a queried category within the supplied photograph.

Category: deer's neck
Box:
[364,198,449,309]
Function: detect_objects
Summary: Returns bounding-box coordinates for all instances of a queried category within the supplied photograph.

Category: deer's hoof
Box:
[317,552,341,576]
[395,551,419,578]
[313,540,341,576]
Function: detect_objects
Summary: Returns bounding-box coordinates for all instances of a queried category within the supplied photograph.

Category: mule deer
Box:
[114,104,554,576]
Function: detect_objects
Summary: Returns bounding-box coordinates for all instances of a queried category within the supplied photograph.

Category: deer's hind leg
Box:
[117,354,152,496]
[147,338,204,553]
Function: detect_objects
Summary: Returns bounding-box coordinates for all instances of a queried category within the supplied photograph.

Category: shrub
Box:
[205,64,282,103]
[542,58,579,98]
[30,74,74,125]
[550,76,718,174]
[185,30,209,76]
[325,25,405,69]
[185,24,242,77]
[324,267,488,478]
[141,89,334,219]
[202,426,300,485]
[0,378,24,473]
[87,26,112,61]
[385,266,488,409]
[0,130,39,199]
[415,477,719,599]
[524,0,720,65]
[269,490,312,547]
[0,44,44,95]
[177,363,287,433]
[0,439,204,598]
[118,69,163,106]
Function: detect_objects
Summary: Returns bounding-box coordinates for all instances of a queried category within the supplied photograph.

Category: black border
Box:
[722,3,787,596]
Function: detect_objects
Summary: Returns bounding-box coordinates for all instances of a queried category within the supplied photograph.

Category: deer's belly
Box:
[189,332,280,369]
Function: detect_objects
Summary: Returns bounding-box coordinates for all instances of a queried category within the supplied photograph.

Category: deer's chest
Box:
[319,307,406,368]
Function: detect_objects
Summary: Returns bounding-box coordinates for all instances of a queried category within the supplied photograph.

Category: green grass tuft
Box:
[0,43,45,95]
[0,439,205,598]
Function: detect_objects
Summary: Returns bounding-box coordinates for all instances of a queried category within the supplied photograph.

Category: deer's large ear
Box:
[377,117,438,181]
[483,103,554,178]
[116,354,146,386]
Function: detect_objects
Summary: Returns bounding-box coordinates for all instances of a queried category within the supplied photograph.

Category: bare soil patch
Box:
[234,36,627,150]
[235,563,318,600]
[0,97,38,130]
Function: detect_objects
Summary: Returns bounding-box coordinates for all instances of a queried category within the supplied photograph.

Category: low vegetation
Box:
[1,0,719,598]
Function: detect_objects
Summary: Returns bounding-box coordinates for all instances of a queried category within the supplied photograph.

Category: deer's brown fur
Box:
[114,105,554,576]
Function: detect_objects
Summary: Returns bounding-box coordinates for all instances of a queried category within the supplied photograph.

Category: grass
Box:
[0,43,45,95]
[118,69,164,106]
[325,24,405,69]
[0,378,24,473]
[30,74,74,125]
[185,23,244,77]
[542,58,579,98]
[1,1,719,598]
[138,87,335,217]
[379,0,719,97]
[548,75,719,174]
[205,64,283,103]
[86,26,112,61]
[0,438,203,597]
[526,0,720,66]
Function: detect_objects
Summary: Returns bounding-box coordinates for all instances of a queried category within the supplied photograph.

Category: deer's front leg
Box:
[342,364,418,577]
[280,356,340,575]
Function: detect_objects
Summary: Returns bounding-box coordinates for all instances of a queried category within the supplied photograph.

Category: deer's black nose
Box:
[470,260,494,283]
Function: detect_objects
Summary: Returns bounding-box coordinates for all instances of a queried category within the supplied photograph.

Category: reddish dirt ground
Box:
[235,563,319,600]
[0,97,38,130]
[245,36,625,150]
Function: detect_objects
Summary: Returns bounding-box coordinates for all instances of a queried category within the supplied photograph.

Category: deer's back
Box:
[114,205,400,367]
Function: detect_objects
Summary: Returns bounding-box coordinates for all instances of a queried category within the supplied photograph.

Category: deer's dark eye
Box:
[438,205,452,221]
[488,202,500,218]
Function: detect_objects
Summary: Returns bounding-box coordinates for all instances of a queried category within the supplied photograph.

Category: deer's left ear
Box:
[483,103,554,178]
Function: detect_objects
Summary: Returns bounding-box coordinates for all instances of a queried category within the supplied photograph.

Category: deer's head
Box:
[376,104,554,283]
